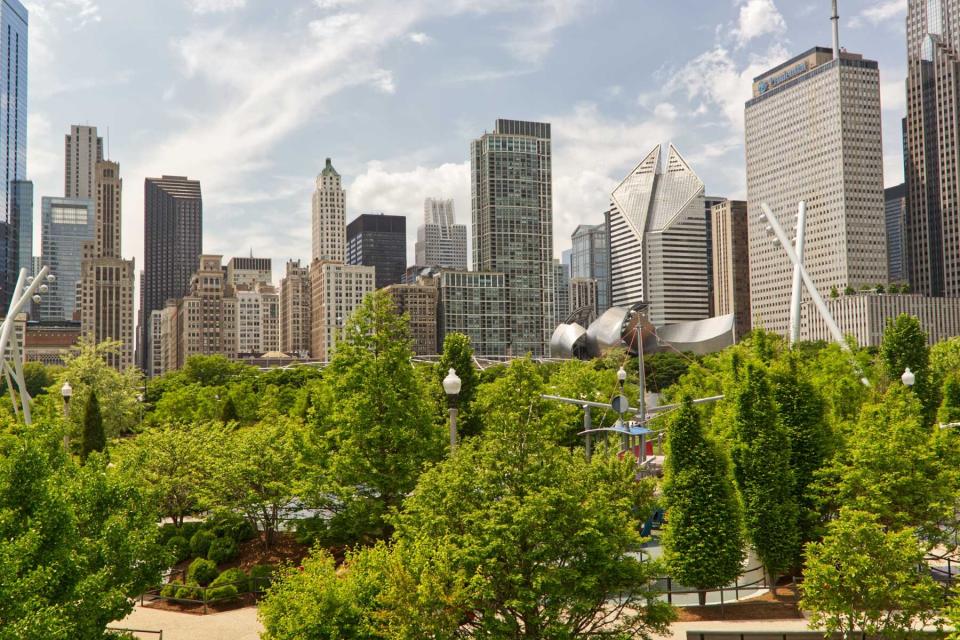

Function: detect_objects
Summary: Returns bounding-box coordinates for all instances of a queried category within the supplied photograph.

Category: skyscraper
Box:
[885,184,907,284]
[141,175,202,371]
[415,198,467,270]
[471,119,554,356]
[346,213,405,289]
[607,144,711,326]
[40,197,95,321]
[312,158,345,263]
[904,0,960,295]
[10,179,31,273]
[226,256,272,288]
[79,161,135,370]
[570,222,610,313]
[0,1,27,309]
[279,259,311,356]
[745,46,887,335]
[554,259,571,323]
[711,200,752,341]
[64,125,103,200]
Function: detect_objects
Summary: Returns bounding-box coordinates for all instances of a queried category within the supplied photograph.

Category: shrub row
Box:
[159,510,255,566]
[159,563,275,603]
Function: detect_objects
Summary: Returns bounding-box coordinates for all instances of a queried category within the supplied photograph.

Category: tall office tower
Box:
[79,161,135,369]
[0,1,27,308]
[346,213,405,289]
[226,256,272,287]
[159,255,238,371]
[570,278,598,314]
[554,259,571,323]
[745,47,887,335]
[280,259,311,356]
[142,175,202,371]
[703,196,726,317]
[903,0,960,295]
[40,197,95,321]
[309,262,375,361]
[312,158,346,263]
[9,179,30,275]
[236,282,279,356]
[64,125,103,200]
[570,222,610,313]
[885,184,907,284]
[711,200,752,341]
[415,198,468,270]
[148,310,163,377]
[384,281,438,356]
[437,271,509,357]
[607,144,711,326]
[471,119,554,356]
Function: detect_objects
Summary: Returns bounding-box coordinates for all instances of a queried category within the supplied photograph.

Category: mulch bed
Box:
[676,583,803,622]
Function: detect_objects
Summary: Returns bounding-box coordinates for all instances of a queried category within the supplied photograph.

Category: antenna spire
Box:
[831,0,841,60]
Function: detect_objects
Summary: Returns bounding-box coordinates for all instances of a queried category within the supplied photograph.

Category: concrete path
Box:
[115,604,263,640]
[661,618,813,640]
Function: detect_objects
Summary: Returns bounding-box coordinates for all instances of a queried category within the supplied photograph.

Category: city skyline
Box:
[22,0,910,284]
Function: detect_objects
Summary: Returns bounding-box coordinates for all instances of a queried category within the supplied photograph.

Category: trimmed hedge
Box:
[166,535,190,563]
[187,558,219,586]
[174,583,202,600]
[207,536,239,564]
[189,530,216,558]
[206,584,240,602]
[206,510,257,543]
[210,567,248,593]
[249,563,274,591]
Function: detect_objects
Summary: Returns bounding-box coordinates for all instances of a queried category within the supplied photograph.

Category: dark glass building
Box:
[0,0,27,308]
[885,183,907,285]
[141,176,202,371]
[346,213,406,290]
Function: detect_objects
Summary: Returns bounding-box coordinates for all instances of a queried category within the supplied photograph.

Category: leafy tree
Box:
[844,285,856,296]
[662,398,744,606]
[770,357,832,550]
[822,385,953,543]
[880,314,933,412]
[802,341,872,430]
[0,424,168,639]
[437,333,481,439]
[801,509,942,638]
[939,373,960,425]
[545,358,625,447]
[220,395,240,423]
[147,383,223,426]
[729,365,799,581]
[113,423,212,526]
[644,352,693,392]
[931,337,960,399]
[876,284,886,294]
[202,418,301,548]
[829,286,839,299]
[181,354,256,387]
[80,390,105,462]
[301,291,442,545]
[0,361,58,399]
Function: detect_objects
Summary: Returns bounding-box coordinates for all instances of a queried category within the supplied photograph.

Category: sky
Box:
[23,0,910,284]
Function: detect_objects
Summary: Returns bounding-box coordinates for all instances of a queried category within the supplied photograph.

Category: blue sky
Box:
[24,0,909,280]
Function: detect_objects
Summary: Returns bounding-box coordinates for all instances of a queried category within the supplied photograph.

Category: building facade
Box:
[312,158,346,263]
[885,183,907,285]
[471,119,554,356]
[309,261,376,362]
[65,125,103,200]
[346,213,405,289]
[280,259,311,356]
[142,175,202,371]
[904,0,960,296]
[236,282,279,356]
[24,320,81,366]
[227,256,272,287]
[607,144,711,326]
[148,310,163,378]
[385,281,438,356]
[554,259,571,324]
[745,47,887,336]
[8,179,32,307]
[415,198,468,270]
[570,278,598,315]
[711,200,752,341]
[0,0,27,309]
[437,270,509,357]
[801,293,960,347]
[570,222,610,313]
[40,197,95,321]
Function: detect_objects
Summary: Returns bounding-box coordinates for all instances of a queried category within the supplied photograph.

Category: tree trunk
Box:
[698,589,707,607]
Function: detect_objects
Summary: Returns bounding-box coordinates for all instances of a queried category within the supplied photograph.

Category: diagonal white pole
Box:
[0,267,51,424]
[789,201,806,345]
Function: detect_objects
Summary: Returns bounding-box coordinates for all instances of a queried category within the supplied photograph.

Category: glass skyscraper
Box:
[40,197,95,322]
[0,0,27,308]
[570,222,610,313]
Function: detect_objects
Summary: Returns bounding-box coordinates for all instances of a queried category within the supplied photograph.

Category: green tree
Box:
[645,352,693,392]
[662,399,744,606]
[0,424,168,639]
[302,291,442,545]
[801,509,942,639]
[202,418,301,548]
[770,358,832,551]
[80,390,105,462]
[830,285,839,299]
[823,384,953,543]
[437,333,481,439]
[729,365,799,582]
[220,395,240,423]
[939,373,960,425]
[880,314,933,412]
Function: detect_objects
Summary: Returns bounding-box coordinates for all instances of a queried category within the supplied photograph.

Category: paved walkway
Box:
[115,604,263,640]
[661,618,813,640]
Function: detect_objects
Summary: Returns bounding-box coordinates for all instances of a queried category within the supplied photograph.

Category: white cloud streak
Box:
[733,0,786,47]
[187,0,246,14]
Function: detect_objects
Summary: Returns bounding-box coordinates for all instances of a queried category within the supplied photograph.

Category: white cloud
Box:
[187,0,246,14]
[733,0,786,47]
[850,0,906,28]
[881,70,907,113]
[408,32,431,45]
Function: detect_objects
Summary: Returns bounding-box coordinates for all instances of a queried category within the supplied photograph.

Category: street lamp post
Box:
[61,381,73,452]
[443,368,462,452]
[902,367,916,387]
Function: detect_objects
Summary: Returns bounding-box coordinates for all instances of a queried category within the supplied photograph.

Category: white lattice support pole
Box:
[10,335,30,424]
[789,201,806,346]
[0,267,51,424]
[761,204,849,350]
[3,365,18,421]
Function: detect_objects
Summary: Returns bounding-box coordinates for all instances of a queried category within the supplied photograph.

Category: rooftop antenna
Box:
[831,0,840,60]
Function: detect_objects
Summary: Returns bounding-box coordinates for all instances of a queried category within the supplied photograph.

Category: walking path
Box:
[116,604,263,640]
[660,618,813,640]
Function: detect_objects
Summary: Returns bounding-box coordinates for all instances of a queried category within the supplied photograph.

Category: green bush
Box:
[249,563,274,591]
[206,584,240,602]
[166,535,190,563]
[174,583,202,600]
[187,558,219,586]
[160,581,180,598]
[210,567,249,593]
[207,536,239,565]
[189,530,216,558]
[206,510,257,543]
[158,523,179,544]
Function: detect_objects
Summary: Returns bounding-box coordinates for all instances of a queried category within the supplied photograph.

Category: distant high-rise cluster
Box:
[416,198,467,270]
